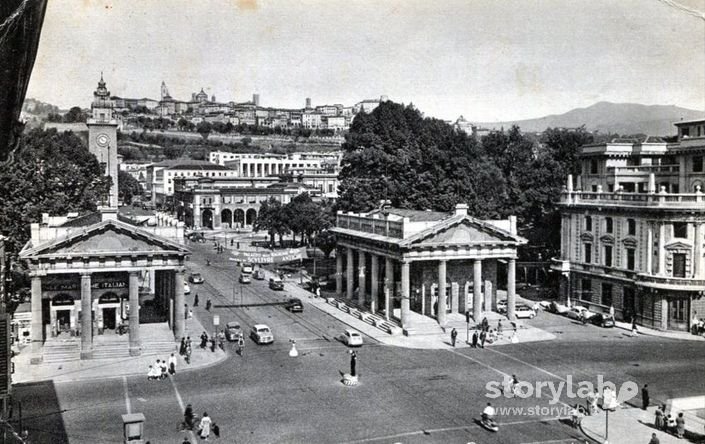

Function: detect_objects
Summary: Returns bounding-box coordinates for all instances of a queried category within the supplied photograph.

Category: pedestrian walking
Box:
[609,304,615,319]
[200,332,208,348]
[481,317,489,332]
[654,405,664,430]
[510,374,520,396]
[631,316,638,336]
[642,384,649,410]
[180,338,187,356]
[497,320,503,338]
[184,303,189,320]
[206,299,212,311]
[168,353,177,375]
[660,405,668,431]
[199,412,212,440]
[480,330,487,348]
[189,308,193,319]
[675,412,685,438]
[185,342,192,364]
[194,293,199,307]
[471,330,478,348]
[450,328,457,347]
[648,432,660,444]
[210,336,216,352]
[350,350,357,377]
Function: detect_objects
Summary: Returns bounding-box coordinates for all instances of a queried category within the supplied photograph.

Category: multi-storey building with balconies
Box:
[554,118,705,332]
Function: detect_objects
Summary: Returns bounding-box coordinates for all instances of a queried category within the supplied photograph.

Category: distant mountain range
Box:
[476,102,704,136]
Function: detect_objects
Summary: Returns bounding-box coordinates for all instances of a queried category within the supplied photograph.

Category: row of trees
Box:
[254,194,335,255]
[337,102,593,260]
[46,106,88,123]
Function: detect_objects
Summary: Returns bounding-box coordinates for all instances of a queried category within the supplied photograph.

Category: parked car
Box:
[342,329,363,347]
[253,270,266,280]
[241,263,254,274]
[183,282,191,295]
[269,277,284,290]
[225,321,242,341]
[565,306,593,320]
[547,301,570,314]
[589,313,615,328]
[515,304,537,319]
[285,298,304,312]
[189,273,204,284]
[239,274,251,284]
[250,324,274,344]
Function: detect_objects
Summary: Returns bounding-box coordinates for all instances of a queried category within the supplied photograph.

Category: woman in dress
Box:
[675,412,685,438]
[654,405,664,430]
[199,412,212,440]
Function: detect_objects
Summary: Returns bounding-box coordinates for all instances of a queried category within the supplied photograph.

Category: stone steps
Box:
[326,297,403,336]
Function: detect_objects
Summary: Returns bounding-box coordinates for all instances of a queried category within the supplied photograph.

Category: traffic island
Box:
[342,374,359,386]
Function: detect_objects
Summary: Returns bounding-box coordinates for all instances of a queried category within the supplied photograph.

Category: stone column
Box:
[507,258,517,321]
[438,260,447,326]
[148,270,156,294]
[484,280,493,312]
[128,271,141,356]
[658,223,666,275]
[400,260,410,329]
[30,276,43,364]
[80,273,93,359]
[694,223,702,278]
[370,254,379,313]
[346,248,354,300]
[384,257,393,321]
[659,297,668,330]
[646,223,653,274]
[473,259,483,321]
[335,249,343,298]
[357,250,366,306]
[174,270,185,340]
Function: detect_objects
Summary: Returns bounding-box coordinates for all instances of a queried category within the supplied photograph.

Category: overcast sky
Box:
[25,0,705,121]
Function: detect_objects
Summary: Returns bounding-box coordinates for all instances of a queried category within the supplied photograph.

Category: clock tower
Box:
[87,73,119,209]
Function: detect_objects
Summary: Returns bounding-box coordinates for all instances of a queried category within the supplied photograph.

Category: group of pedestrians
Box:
[654,405,686,439]
[146,353,178,380]
[182,404,221,441]
[179,337,193,364]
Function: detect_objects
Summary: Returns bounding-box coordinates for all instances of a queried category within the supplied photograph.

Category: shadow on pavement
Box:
[11,380,69,443]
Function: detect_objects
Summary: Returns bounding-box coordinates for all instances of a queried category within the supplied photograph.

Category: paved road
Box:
[14,241,705,443]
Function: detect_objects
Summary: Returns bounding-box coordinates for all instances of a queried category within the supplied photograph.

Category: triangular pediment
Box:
[665,241,692,250]
[403,215,525,247]
[21,220,188,259]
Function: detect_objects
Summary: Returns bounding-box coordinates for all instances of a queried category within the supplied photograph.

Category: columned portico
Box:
[332,204,526,334]
[335,249,343,298]
[174,269,185,341]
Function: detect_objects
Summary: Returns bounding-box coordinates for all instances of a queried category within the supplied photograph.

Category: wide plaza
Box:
[12,234,705,444]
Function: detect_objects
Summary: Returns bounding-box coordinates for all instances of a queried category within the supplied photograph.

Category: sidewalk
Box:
[279,275,556,350]
[613,321,705,342]
[13,316,227,384]
[581,406,705,444]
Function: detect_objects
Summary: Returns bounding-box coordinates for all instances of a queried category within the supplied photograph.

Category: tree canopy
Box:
[118,170,143,204]
[0,128,111,253]
[337,101,591,259]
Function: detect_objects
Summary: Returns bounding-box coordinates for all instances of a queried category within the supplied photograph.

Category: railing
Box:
[561,191,705,208]
[336,214,404,239]
[636,273,705,289]
[606,165,680,174]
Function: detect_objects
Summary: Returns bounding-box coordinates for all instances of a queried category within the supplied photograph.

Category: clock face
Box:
[96,133,110,147]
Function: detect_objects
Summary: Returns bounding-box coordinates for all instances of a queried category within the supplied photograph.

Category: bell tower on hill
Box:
[86,73,119,209]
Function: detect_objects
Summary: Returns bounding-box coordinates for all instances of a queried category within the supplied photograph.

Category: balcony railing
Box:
[636,273,705,290]
[336,213,404,239]
[606,165,680,175]
[560,191,705,208]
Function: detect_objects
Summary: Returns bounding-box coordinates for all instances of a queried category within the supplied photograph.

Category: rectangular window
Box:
[604,245,613,267]
[673,222,688,239]
[590,159,598,174]
[584,243,592,263]
[585,216,592,231]
[601,283,613,307]
[581,278,592,301]
[673,253,686,278]
[627,219,636,236]
[605,217,613,233]
[670,300,687,322]
[694,156,703,173]
[591,185,598,192]
[626,249,635,271]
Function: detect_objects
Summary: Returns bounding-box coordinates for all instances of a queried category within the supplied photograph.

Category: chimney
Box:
[454,203,468,217]
[253,93,260,106]
[508,215,517,235]
[305,97,312,109]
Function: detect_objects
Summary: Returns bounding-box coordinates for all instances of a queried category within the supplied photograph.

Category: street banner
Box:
[229,247,308,264]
